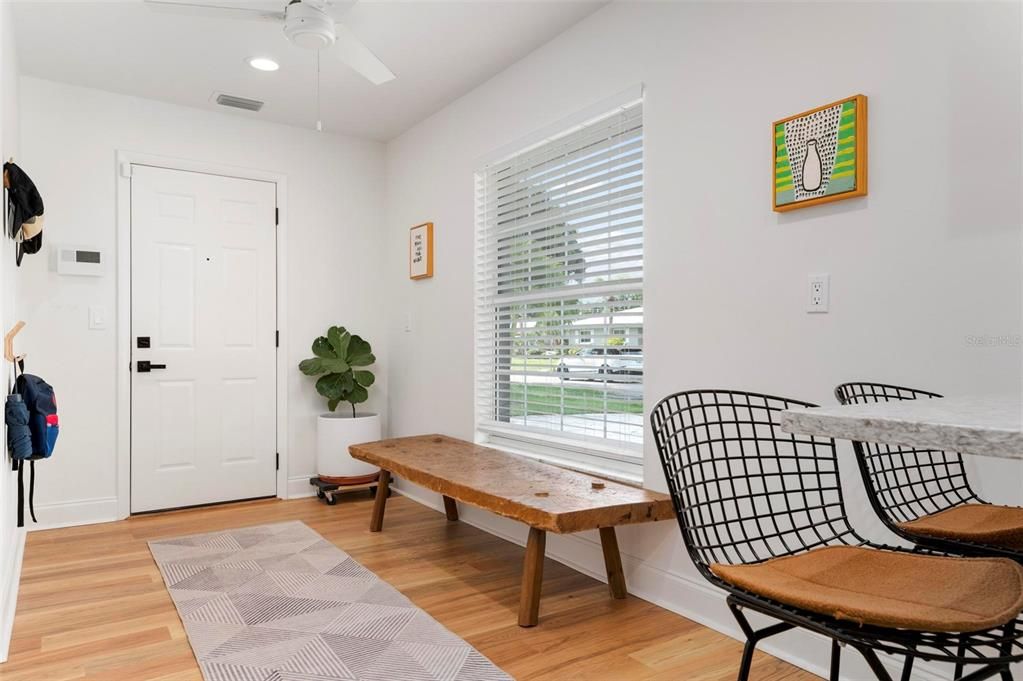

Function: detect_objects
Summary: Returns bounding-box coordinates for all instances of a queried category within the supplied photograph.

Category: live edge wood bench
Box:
[349,434,675,627]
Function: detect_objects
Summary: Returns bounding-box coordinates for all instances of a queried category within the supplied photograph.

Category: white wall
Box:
[384,2,1021,678]
[0,0,23,662]
[17,76,388,525]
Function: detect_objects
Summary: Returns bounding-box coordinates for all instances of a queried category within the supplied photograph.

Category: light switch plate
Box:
[89,305,108,330]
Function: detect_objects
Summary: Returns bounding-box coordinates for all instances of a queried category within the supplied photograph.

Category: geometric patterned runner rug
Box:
[149,520,512,681]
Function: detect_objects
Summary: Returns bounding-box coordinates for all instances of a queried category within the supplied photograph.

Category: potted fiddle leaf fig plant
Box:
[300,326,381,485]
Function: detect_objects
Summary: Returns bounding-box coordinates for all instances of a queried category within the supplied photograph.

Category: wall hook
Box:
[4,321,26,363]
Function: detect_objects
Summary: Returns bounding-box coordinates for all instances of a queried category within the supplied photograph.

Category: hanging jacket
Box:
[3,162,45,266]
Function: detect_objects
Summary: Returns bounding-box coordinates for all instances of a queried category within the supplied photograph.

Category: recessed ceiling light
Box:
[247,57,279,72]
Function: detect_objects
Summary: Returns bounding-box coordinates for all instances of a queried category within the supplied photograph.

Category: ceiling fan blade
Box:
[332,22,395,85]
[144,0,284,22]
[312,0,358,20]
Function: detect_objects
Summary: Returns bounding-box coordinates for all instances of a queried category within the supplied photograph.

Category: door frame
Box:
[115,151,290,519]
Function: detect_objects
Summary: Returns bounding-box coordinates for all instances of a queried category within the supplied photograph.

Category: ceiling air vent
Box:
[215,93,264,112]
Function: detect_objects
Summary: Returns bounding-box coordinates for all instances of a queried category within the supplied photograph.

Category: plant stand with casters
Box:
[308,476,390,506]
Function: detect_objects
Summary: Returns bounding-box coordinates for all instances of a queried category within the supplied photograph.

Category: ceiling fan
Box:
[144,0,396,85]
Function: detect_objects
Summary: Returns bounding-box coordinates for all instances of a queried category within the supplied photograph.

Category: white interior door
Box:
[130,165,277,513]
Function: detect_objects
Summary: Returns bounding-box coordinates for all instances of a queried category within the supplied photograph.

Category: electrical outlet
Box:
[808,274,830,313]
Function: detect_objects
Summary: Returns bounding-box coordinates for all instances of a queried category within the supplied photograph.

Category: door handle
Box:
[136,361,167,373]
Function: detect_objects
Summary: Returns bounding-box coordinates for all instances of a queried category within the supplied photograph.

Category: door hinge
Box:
[275,207,279,226]
[275,330,280,347]
[276,452,280,470]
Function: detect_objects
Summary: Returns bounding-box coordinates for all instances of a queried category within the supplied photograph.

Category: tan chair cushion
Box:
[711,545,1023,632]
[900,504,1023,550]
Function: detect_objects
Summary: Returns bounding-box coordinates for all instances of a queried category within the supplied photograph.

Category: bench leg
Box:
[599,527,627,599]
[369,470,391,532]
[442,495,459,521]
[518,527,546,627]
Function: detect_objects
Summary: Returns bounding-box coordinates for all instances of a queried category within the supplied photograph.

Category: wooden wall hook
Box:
[4,321,26,362]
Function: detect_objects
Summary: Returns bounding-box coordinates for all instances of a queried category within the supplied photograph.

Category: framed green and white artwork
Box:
[774,94,867,212]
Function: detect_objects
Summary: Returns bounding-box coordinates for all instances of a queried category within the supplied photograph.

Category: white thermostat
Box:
[57,246,104,276]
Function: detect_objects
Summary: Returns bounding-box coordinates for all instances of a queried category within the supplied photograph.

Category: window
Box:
[474,96,643,476]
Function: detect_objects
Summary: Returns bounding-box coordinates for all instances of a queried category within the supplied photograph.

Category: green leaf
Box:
[311,336,335,359]
[347,335,374,366]
[299,358,329,376]
[301,357,350,375]
[354,370,375,387]
[340,372,355,393]
[316,374,345,400]
[328,326,351,359]
[327,397,341,412]
[348,383,369,404]
[320,357,350,374]
[350,352,375,368]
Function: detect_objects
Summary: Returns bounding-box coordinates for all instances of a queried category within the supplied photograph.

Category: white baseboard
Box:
[0,528,25,663]
[24,477,319,531]
[287,475,318,499]
[394,481,953,681]
[26,496,119,531]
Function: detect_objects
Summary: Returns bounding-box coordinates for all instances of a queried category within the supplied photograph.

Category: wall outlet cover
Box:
[808,274,830,313]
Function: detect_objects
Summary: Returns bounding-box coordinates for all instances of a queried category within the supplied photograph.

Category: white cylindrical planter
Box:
[316,412,381,483]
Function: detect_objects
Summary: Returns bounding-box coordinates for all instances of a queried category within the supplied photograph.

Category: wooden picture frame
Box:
[773,94,867,212]
[409,222,434,279]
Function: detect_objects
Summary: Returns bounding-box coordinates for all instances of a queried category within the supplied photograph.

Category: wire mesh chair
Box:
[834,381,1023,562]
[651,389,1023,681]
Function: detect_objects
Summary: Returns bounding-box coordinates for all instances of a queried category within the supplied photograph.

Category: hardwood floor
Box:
[0,494,816,680]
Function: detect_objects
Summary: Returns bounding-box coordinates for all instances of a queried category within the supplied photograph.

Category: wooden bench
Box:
[349,434,675,627]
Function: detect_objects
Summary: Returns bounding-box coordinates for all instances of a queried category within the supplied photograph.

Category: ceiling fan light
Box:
[247,57,280,72]
[291,32,333,50]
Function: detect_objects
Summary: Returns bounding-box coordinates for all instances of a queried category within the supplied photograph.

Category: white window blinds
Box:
[474,99,644,468]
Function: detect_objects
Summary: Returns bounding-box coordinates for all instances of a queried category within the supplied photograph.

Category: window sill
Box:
[476,428,644,487]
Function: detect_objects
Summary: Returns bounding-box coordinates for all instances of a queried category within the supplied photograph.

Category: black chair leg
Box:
[954,641,967,680]
[726,598,796,681]
[736,638,756,681]
[991,621,1017,681]
[728,599,757,681]
[899,654,915,681]
[853,645,895,681]
[829,639,841,681]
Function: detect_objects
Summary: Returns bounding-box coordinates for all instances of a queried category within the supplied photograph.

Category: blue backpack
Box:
[6,366,58,526]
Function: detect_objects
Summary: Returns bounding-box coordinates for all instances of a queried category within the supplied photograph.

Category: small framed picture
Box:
[409,222,433,280]
[773,94,867,212]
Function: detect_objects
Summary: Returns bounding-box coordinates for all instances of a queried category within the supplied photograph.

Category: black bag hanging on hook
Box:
[2,161,45,267]
[6,358,58,527]
[6,389,33,527]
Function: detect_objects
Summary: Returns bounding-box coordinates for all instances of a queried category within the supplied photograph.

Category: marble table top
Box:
[780,394,1023,460]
